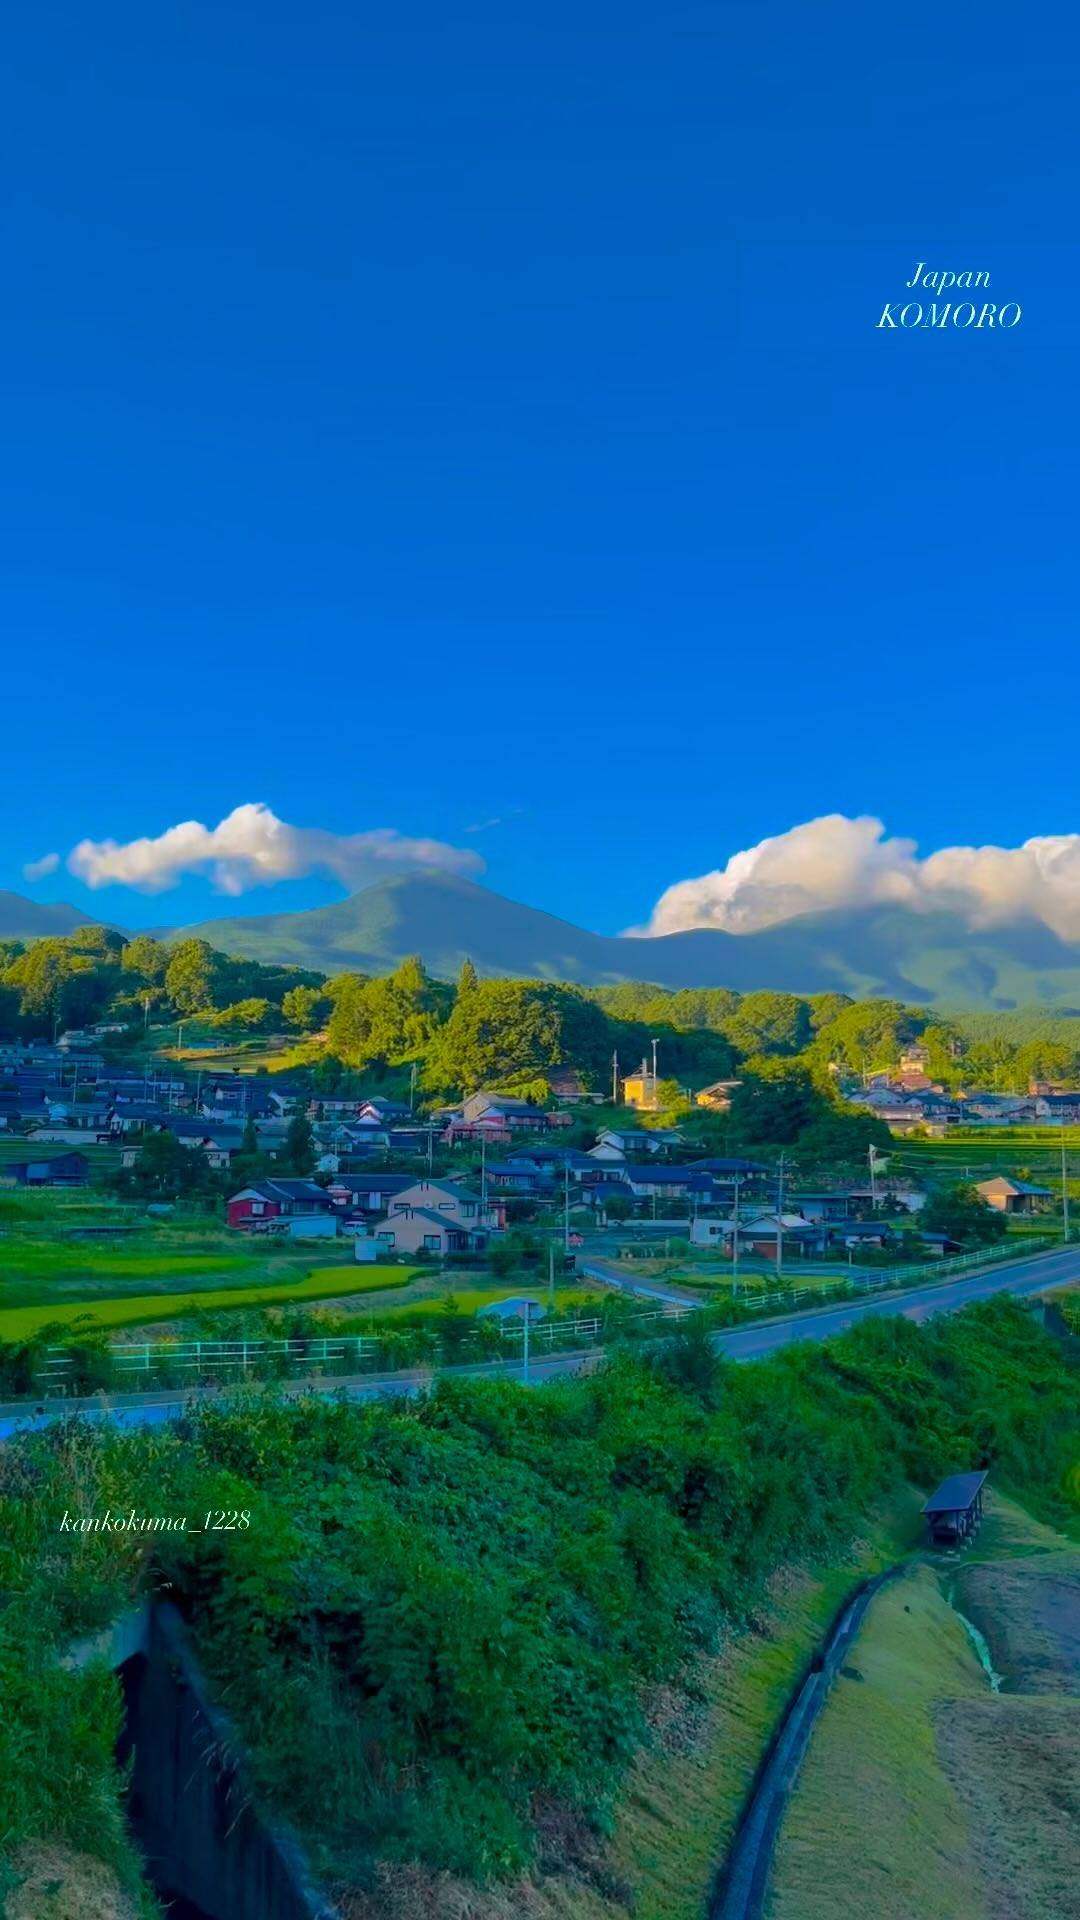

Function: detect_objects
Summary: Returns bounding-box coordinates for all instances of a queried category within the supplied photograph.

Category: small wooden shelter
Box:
[922,1470,988,1546]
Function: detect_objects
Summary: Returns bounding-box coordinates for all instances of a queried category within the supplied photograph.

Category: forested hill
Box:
[181,874,1080,1009]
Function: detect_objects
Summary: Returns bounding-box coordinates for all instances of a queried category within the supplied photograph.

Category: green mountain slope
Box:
[181,873,1080,1008]
[0,892,94,941]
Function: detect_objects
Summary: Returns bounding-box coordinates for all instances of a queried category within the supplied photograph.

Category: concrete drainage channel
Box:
[69,1603,336,1920]
[709,1568,899,1920]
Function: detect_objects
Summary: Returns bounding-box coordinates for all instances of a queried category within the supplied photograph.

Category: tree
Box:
[210,998,274,1032]
[68,924,125,959]
[111,1130,218,1200]
[601,1192,633,1223]
[457,957,479,998]
[281,1114,316,1175]
[164,939,222,1014]
[326,958,444,1068]
[721,992,812,1059]
[808,999,922,1076]
[425,981,610,1095]
[121,935,170,983]
[282,985,330,1032]
[922,1184,1008,1248]
[728,1059,819,1146]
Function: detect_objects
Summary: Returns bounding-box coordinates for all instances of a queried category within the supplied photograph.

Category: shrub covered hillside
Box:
[1,1300,1078,1905]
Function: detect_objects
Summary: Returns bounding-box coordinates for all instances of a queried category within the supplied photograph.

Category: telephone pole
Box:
[868,1143,880,1211]
[612,1049,620,1106]
[775,1151,786,1278]
[731,1173,741,1297]
[1063,1133,1071,1243]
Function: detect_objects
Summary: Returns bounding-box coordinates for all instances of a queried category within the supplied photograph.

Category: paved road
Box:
[1,1243,1075,1441]
[578,1256,699,1306]
[712,1240,1080,1360]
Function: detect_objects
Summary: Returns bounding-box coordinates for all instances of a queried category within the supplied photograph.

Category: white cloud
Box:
[636,814,1080,943]
[23,852,61,881]
[65,803,484,896]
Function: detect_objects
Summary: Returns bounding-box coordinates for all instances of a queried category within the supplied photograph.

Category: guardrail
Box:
[34,1301,695,1389]
[727,1235,1052,1317]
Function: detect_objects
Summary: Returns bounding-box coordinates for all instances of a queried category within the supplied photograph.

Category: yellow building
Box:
[622,1069,659,1111]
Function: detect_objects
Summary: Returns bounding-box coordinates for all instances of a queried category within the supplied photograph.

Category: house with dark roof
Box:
[0,1151,90,1187]
[325,1172,417,1215]
[617,1164,718,1203]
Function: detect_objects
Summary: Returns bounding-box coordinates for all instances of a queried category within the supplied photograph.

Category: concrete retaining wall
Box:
[120,1603,337,1920]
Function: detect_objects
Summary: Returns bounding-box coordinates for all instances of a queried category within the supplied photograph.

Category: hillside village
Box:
[1,922,1073,1270]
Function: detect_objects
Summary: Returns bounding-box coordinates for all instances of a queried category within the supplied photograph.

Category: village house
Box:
[226,1179,335,1231]
[690,1212,826,1257]
[974,1176,1053,1215]
[588,1127,682,1163]
[621,1062,660,1110]
[121,1123,245,1172]
[461,1091,551,1131]
[0,1151,90,1188]
[443,1118,512,1148]
[687,1157,771,1200]
[693,1080,742,1112]
[1032,1091,1080,1124]
[356,1097,413,1125]
[616,1163,718,1205]
[789,1188,859,1222]
[543,1067,602,1105]
[325,1172,417,1215]
[375,1176,503,1254]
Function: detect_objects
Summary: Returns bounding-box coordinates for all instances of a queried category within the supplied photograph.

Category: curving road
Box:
[1,1243,1076,1441]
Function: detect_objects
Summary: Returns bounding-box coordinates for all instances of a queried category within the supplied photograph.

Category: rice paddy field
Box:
[0,1189,427,1335]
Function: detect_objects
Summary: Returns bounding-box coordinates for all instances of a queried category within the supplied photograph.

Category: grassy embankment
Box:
[767,1495,1080,1920]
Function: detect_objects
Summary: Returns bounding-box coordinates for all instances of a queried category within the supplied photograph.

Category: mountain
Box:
[181,872,1080,1009]
[0,892,95,941]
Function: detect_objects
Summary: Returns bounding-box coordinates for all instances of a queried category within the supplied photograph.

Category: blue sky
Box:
[3,3,1078,936]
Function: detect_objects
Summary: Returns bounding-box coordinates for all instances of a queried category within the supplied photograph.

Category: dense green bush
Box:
[0,1300,1076,1893]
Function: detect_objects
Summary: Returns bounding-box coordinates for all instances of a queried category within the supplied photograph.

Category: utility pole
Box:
[775,1151,786,1278]
[548,1238,555,1303]
[409,1061,418,1114]
[522,1303,531,1386]
[564,1160,571,1254]
[1063,1132,1071,1243]
[732,1173,741,1296]
[651,1037,659,1101]
[612,1049,620,1107]
[480,1135,487,1220]
[868,1143,880,1212]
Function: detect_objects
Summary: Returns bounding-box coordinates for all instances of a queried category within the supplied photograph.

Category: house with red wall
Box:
[226,1178,334,1230]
